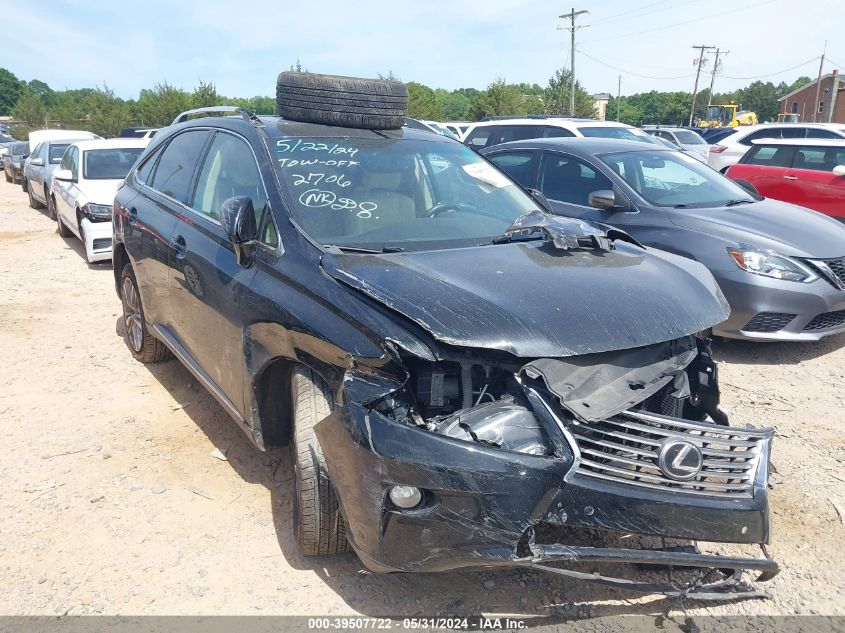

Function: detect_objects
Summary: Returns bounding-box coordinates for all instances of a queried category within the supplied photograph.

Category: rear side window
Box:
[465,126,499,148]
[794,147,845,171]
[149,130,210,204]
[742,145,794,167]
[498,125,541,144]
[805,128,843,139]
[487,151,536,188]
[539,152,612,206]
[542,126,575,138]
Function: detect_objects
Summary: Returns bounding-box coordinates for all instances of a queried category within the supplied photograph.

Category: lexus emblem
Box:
[658,440,703,481]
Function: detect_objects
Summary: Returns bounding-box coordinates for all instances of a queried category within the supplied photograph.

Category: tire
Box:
[292,365,351,555]
[21,177,28,193]
[276,72,407,130]
[27,183,42,209]
[56,204,72,237]
[45,187,55,219]
[119,263,172,364]
[4,171,10,183]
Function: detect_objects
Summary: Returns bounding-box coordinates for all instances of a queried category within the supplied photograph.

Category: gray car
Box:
[482,137,845,342]
[643,126,710,163]
[22,139,77,217]
[4,141,29,184]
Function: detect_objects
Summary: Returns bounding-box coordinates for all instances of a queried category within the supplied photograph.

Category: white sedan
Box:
[52,138,149,262]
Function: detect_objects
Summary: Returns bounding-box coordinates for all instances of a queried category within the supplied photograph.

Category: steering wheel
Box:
[424,202,463,217]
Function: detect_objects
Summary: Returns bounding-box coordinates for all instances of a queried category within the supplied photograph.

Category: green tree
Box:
[787,76,812,94]
[137,82,192,127]
[471,79,526,119]
[191,81,223,108]
[82,85,133,137]
[407,82,443,120]
[11,91,46,127]
[0,67,24,116]
[544,68,595,118]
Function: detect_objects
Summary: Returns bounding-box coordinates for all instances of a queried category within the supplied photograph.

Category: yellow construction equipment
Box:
[776,113,800,123]
[698,104,758,128]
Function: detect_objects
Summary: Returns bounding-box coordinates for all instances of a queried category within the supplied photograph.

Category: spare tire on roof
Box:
[276,72,408,130]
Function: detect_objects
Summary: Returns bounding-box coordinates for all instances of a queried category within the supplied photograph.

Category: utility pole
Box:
[689,44,715,126]
[707,48,728,107]
[616,74,621,121]
[558,8,589,116]
[812,41,827,123]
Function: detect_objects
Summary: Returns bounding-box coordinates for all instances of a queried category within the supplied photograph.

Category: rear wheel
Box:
[119,263,172,363]
[4,170,10,183]
[45,190,56,219]
[292,365,351,555]
[27,183,43,209]
[21,178,28,193]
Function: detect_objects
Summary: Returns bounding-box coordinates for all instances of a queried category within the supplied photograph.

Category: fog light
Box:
[389,485,422,509]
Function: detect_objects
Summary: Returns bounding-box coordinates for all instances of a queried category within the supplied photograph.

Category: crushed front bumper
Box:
[315,397,777,598]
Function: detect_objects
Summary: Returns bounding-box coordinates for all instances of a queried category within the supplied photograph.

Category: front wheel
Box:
[119,263,172,363]
[56,202,72,237]
[292,366,351,556]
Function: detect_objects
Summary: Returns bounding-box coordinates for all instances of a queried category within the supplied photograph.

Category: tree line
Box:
[0,65,815,139]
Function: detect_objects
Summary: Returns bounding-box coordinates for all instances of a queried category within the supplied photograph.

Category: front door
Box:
[167,130,269,415]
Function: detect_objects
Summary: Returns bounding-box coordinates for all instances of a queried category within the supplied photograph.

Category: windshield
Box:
[674,130,706,145]
[271,135,537,250]
[49,143,70,164]
[598,149,756,208]
[83,148,145,180]
[578,126,657,144]
[11,142,28,156]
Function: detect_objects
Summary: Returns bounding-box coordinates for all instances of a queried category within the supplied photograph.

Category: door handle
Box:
[171,234,187,259]
[783,175,798,180]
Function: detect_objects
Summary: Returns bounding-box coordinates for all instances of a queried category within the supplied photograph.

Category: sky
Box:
[7,0,845,100]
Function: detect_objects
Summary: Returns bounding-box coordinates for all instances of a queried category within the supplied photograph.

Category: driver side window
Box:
[538,153,612,206]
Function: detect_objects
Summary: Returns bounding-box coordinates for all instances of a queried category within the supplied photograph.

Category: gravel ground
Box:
[1,178,843,624]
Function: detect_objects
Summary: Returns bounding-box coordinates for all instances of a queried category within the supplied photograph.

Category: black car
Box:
[112,72,777,598]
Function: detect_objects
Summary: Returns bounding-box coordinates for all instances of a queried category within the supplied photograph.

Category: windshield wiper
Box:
[724,199,754,207]
[323,244,404,254]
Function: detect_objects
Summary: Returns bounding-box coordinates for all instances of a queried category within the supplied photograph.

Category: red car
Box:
[727,138,845,221]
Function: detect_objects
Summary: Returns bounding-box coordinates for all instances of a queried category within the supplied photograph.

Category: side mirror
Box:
[54,168,74,182]
[588,189,617,210]
[833,165,845,177]
[31,157,44,166]
[220,196,258,267]
[527,188,553,213]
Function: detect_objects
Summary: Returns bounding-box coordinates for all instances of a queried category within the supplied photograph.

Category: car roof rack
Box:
[171,106,260,126]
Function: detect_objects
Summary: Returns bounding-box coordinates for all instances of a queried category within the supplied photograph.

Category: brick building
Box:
[778,70,845,124]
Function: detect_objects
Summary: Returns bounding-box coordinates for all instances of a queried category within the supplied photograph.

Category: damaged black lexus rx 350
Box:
[112,73,777,599]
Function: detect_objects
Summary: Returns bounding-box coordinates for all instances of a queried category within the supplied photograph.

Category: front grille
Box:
[92,238,112,250]
[742,312,796,333]
[806,257,845,289]
[568,409,771,498]
[803,309,845,332]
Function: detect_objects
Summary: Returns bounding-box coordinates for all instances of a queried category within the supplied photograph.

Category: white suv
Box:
[707,123,845,172]
[463,117,660,149]
[52,138,149,263]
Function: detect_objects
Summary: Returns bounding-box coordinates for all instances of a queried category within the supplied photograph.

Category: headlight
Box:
[728,248,817,283]
[84,203,113,219]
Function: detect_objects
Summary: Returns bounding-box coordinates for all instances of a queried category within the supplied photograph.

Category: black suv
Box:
[113,72,777,598]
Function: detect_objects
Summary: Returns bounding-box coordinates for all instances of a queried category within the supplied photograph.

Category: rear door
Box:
[123,129,213,331]
[781,146,845,218]
[167,130,268,415]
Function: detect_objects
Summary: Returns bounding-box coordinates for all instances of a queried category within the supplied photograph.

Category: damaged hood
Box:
[322,241,729,358]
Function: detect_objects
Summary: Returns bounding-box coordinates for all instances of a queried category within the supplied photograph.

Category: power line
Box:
[580,0,776,44]
[589,0,700,28]
[576,47,693,80]
[719,56,820,80]
[827,57,844,70]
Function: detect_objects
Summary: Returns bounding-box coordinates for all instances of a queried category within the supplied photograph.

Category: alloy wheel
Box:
[122,276,144,352]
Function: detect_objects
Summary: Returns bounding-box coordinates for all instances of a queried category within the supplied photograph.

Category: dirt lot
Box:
[1,177,844,622]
